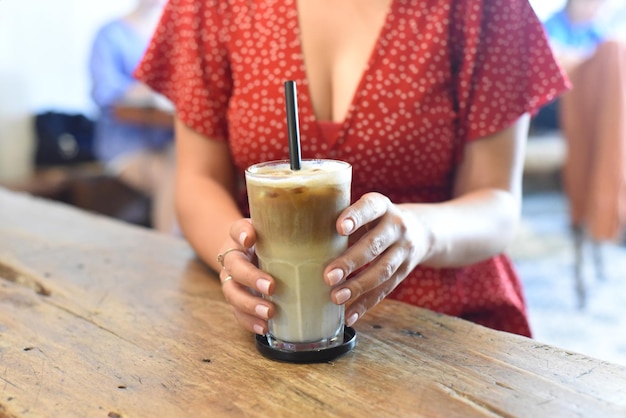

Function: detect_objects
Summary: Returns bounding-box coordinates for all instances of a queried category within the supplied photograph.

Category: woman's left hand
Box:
[324,192,433,327]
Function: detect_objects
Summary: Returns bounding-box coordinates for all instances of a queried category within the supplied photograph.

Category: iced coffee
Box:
[245,159,352,352]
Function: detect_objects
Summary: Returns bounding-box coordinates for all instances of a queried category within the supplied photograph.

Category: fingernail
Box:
[346,312,359,326]
[256,278,271,295]
[334,288,352,305]
[253,324,265,335]
[239,232,248,247]
[327,268,344,286]
[341,219,355,235]
[255,304,269,319]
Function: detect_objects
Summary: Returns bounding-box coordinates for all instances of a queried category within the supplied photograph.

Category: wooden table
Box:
[1,188,625,417]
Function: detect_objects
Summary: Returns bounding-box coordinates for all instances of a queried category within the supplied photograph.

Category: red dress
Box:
[136,0,568,336]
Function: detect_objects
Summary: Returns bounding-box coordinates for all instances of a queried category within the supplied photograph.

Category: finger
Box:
[344,279,398,327]
[230,218,256,249]
[221,269,275,320]
[330,244,407,305]
[344,262,410,327]
[231,306,270,336]
[325,215,398,286]
[337,192,390,236]
[219,245,254,273]
[346,218,379,247]
[221,249,274,296]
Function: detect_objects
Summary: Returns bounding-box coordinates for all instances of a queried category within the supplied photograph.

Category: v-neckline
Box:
[293,0,395,148]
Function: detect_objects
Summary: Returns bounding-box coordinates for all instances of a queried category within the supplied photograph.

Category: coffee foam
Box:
[246,160,351,187]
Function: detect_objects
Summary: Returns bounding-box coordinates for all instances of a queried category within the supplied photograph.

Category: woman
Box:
[531,0,606,132]
[538,0,626,243]
[136,0,568,337]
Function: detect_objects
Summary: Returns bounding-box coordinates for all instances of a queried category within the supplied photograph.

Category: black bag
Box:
[34,111,96,167]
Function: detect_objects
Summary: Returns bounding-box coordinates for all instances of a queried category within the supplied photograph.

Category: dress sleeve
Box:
[450,0,570,143]
[134,0,231,141]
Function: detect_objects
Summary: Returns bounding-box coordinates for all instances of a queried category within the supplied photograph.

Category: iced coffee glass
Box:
[245,159,352,352]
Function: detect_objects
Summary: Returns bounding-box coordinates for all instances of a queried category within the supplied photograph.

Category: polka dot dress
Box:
[136,0,569,337]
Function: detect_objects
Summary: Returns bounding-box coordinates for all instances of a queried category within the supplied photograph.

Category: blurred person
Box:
[536,0,626,243]
[135,0,568,337]
[89,0,177,234]
[544,0,608,75]
[532,0,607,132]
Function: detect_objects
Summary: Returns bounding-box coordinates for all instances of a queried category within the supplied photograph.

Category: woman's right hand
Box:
[218,218,276,335]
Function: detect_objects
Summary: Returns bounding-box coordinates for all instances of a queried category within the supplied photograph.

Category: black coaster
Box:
[255,327,356,363]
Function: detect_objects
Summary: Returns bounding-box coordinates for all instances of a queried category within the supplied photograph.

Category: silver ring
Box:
[222,275,233,285]
[217,248,245,270]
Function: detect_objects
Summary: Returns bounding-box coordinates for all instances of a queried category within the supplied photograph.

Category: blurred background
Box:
[0,0,133,181]
[1,0,625,365]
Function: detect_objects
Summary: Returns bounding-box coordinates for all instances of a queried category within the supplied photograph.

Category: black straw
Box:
[284,80,302,171]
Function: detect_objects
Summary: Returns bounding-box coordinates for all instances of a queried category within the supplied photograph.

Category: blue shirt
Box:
[89,19,173,163]
[543,10,606,58]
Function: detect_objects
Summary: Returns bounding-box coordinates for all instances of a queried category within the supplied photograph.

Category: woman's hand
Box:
[321,115,529,326]
[324,192,433,327]
[217,219,276,336]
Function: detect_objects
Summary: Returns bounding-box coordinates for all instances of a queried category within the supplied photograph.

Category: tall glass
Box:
[245,159,352,352]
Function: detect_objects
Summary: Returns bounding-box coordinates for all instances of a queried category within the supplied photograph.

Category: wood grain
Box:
[1,188,625,417]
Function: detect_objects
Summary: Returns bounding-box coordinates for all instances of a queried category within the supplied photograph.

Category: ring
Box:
[217,248,245,269]
[222,275,233,285]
